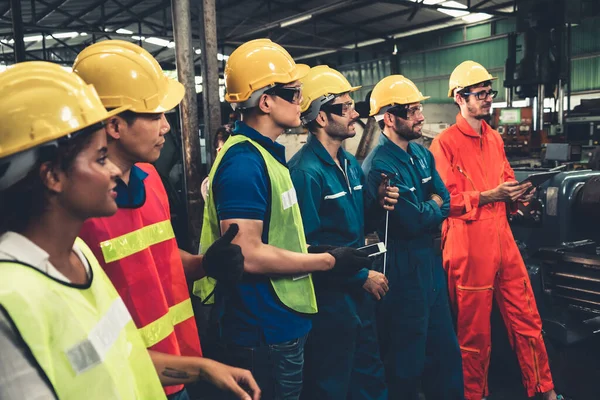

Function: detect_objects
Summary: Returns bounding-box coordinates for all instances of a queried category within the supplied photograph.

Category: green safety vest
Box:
[0,238,166,400]
[193,134,318,314]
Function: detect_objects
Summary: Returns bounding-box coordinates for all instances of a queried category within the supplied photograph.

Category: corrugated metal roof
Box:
[0,0,517,66]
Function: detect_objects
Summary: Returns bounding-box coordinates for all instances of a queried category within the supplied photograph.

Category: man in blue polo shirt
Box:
[288,66,398,399]
[196,40,372,400]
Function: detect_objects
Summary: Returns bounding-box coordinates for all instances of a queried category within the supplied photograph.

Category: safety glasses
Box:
[321,100,355,117]
[264,85,302,105]
[386,104,424,119]
[461,89,498,100]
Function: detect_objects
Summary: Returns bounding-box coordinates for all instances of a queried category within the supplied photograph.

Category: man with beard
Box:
[288,66,397,400]
[362,75,464,400]
[430,61,562,400]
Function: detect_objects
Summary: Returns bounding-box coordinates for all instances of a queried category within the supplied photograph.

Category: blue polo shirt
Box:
[288,134,369,290]
[211,121,312,346]
[115,164,149,208]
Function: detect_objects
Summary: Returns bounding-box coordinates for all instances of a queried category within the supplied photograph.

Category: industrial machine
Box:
[509,168,600,346]
[492,106,536,156]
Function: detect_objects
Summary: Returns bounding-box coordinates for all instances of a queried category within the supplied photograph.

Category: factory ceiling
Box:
[0,0,517,69]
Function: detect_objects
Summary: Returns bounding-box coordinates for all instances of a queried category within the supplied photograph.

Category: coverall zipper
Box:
[338,159,352,194]
[529,338,542,390]
[456,165,476,190]
[479,136,504,271]
[524,280,533,313]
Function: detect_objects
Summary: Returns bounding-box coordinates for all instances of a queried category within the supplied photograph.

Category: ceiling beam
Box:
[35,0,69,23]
[294,0,515,60]
[108,0,163,34]
[59,0,111,27]
[226,0,362,41]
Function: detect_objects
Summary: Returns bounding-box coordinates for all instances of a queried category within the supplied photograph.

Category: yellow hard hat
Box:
[299,65,361,124]
[369,75,430,117]
[448,60,497,98]
[73,40,184,113]
[224,39,309,108]
[0,61,124,160]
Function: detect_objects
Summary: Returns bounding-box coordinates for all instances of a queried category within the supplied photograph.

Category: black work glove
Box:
[202,223,244,287]
[327,247,372,275]
[307,244,337,254]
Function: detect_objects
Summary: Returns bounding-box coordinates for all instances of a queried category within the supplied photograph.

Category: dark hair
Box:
[116,110,139,125]
[0,130,96,234]
[106,109,139,126]
[214,126,230,150]
[378,120,385,130]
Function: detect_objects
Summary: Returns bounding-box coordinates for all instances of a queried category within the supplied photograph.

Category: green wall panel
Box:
[571,18,600,56]
[495,18,516,35]
[441,29,464,45]
[466,23,491,41]
[399,53,425,79]
[571,57,600,92]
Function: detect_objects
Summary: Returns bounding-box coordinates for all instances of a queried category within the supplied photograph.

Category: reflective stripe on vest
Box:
[0,238,166,400]
[98,219,194,347]
[80,163,202,396]
[138,297,194,347]
[100,220,174,263]
[194,135,318,314]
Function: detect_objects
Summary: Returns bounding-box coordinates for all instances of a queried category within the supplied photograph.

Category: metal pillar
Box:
[10,0,26,62]
[199,0,221,168]
[172,0,203,252]
[557,79,564,127]
[506,87,513,108]
[535,84,545,132]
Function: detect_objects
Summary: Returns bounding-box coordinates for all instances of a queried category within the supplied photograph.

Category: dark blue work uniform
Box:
[289,134,387,400]
[208,121,312,400]
[362,133,463,400]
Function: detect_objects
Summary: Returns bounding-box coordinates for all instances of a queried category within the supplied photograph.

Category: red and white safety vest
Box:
[80,163,201,396]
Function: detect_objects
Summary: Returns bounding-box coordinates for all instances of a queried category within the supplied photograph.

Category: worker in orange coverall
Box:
[429,61,564,400]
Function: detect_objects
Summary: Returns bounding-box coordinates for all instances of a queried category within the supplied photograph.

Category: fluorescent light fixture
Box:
[439,1,467,9]
[437,0,469,17]
[461,12,492,23]
[280,14,312,28]
[132,35,146,41]
[80,32,88,36]
[145,37,171,47]
[295,49,337,61]
[23,35,43,42]
[217,53,229,61]
[167,41,175,48]
[437,7,470,17]
[392,18,464,39]
[195,48,201,54]
[408,0,445,4]
[346,37,386,49]
[47,32,79,39]
[116,28,133,34]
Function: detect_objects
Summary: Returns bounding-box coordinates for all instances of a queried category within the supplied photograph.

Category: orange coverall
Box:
[429,113,554,399]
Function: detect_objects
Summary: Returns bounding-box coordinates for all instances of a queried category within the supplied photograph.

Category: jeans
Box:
[167,388,190,400]
[213,334,308,400]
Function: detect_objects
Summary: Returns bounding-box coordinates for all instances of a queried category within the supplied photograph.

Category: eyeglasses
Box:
[321,100,355,117]
[461,89,498,100]
[264,85,302,105]
[387,104,424,119]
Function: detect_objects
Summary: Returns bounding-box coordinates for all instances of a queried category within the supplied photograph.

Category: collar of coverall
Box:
[379,132,418,165]
[307,133,345,167]
[455,112,492,138]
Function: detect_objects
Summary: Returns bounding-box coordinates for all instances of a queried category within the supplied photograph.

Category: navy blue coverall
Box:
[362,133,464,400]
[289,134,387,400]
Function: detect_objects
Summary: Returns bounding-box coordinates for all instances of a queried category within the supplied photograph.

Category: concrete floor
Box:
[487,307,600,400]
